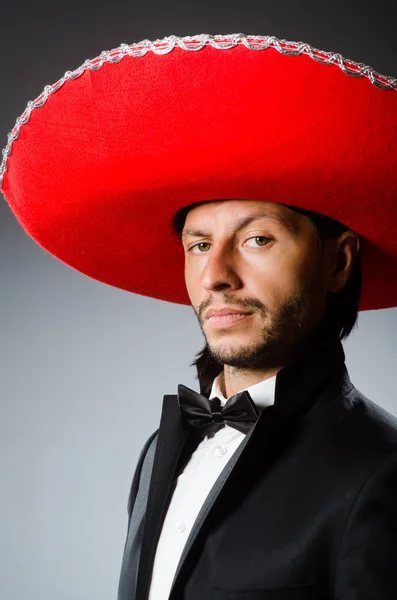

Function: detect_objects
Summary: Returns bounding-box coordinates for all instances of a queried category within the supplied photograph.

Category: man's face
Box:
[181,200,332,370]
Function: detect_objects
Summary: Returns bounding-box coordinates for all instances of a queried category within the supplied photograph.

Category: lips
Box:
[205,307,252,319]
[207,311,251,329]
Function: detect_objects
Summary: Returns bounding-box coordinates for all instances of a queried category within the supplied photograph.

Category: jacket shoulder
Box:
[311,365,397,452]
[126,429,159,519]
[341,383,397,448]
[302,374,397,487]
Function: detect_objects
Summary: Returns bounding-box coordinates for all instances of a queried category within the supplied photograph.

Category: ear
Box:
[327,231,360,294]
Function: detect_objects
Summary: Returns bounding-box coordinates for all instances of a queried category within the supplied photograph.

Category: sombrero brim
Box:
[2,34,397,310]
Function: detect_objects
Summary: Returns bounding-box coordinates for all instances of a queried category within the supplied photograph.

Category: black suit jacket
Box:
[118,334,397,600]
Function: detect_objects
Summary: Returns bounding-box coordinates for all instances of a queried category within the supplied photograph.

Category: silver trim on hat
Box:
[1,33,396,190]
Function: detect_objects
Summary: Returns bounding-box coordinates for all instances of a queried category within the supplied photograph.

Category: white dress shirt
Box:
[148,372,277,600]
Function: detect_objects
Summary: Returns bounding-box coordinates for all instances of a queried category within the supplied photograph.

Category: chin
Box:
[208,335,265,362]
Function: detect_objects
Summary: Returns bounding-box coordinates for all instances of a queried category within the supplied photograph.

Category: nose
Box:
[201,244,242,292]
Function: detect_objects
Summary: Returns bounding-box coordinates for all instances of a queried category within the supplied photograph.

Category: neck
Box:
[220,365,281,398]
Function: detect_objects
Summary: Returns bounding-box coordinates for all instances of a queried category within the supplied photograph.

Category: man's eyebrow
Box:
[181,212,296,239]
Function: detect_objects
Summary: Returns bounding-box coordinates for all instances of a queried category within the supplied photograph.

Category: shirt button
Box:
[214,445,228,458]
[175,522,186,534]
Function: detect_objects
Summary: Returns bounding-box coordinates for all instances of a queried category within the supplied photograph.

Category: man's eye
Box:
[188,242,210,252]
[245,236,272,247]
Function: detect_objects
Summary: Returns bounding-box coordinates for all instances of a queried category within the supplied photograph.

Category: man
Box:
[1,34,397,599]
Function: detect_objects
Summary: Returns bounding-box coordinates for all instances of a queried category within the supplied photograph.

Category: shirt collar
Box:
[209,372,276,412]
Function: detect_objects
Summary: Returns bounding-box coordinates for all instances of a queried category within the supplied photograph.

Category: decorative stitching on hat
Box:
[1,33,396,190]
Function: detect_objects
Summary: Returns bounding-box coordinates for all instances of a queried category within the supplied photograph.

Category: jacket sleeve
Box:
[334,450,397,599]
[126,429,159,522]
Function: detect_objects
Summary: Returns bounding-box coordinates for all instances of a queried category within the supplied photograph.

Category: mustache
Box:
[193,295,266,321]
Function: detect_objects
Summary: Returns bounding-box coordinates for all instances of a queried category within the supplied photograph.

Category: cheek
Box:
[243,249,295,287]
[242,246,312,301]
[184,260,201,301]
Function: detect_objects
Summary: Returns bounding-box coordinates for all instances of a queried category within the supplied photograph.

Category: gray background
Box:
[1,1,397,599]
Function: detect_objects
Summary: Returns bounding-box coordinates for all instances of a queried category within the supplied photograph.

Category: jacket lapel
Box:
[135,393,190,600]
[118,431,158,600]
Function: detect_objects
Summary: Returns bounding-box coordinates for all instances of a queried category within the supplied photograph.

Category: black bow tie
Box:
[177,384,259,439]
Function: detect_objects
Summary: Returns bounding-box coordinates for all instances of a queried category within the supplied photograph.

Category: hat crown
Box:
[1,32,397,190]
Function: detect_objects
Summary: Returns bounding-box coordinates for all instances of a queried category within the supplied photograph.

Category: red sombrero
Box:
[1,33,397,310]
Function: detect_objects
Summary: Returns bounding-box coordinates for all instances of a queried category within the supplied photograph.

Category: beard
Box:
[193,267,327,372]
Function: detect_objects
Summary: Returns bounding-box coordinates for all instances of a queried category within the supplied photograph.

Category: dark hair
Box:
[173,202,362,393]
[284,204,362,341]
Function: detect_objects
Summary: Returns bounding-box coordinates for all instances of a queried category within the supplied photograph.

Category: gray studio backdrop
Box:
[2,2,397,599]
